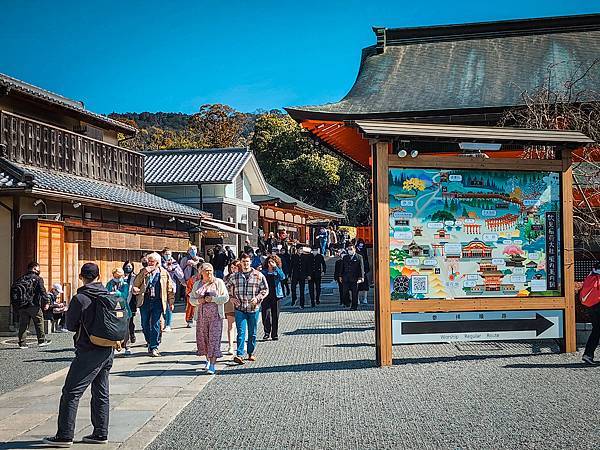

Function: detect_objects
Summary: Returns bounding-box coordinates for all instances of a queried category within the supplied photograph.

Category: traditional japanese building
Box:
[144,148,268,256]
[461,239,494,259]
[251,183,344,244]
[0,73,208,331]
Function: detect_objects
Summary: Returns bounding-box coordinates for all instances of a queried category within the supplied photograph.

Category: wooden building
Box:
[144,148,268,255]
[251,183,344,244]
[286,14,599,365]
[0,73,207,331]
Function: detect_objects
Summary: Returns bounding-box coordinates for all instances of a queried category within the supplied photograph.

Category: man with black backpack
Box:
[43,262,125,447]
[11,261,51,349]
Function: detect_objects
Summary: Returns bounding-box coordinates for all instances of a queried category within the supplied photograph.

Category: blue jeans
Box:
[163,305,173,327]
[235,309,260,357]
[215,270,225,279]
[140,299,162,350]
[320,239,328,255]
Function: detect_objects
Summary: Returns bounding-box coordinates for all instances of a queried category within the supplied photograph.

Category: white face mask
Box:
[348,250,356,256]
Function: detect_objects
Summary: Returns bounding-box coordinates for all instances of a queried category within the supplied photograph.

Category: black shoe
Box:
[350,306,358,310]
[42,436,73,447]
[82,434,108,444]
[316,300,320,305]
[272,336,278,341]
[291,301,296,306]
[263,334,270,340]
[311,303,316,307]
[130,335,136,344]
[18,342,28,349]
[38,339,52,347]
[582,355,599,365]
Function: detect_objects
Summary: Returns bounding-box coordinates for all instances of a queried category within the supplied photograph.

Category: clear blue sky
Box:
[1,1,598,114]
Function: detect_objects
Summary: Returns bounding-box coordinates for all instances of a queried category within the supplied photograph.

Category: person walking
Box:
[309,248,326,306]
[122,260,137,344]
[223,260,239,355]
[339,244,365,310]
[186,267,203,328]
[225,246,236,264]
[161,248,184,332]
[280,246,292,297]
[317,226,328,255]
[106,268,133,356]
[211,245,228,279]
[328,226,338,256]
[226,253,268,365]
[261,255,285,340]
[356,239,370,305]
[47,283,67,333]
[334,250,346,305]
[42,263,114,447]
[11,261,51,349]
[290,245,308,308]
[190,263,229,374]
[132,252,175,357]
[580,264,600,365]
[181,248,203,327]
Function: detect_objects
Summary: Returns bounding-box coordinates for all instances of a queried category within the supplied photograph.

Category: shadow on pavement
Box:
[220,359,376,374]
[0,440,48,449]
[111,368,200,377]
[503,362,593,369]
[284,327,372,336]
[323,342,374,348]
[393,352,551,366]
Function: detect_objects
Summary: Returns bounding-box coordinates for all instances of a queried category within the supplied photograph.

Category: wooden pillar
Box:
[372,141,392,366]
[561,147,576,352]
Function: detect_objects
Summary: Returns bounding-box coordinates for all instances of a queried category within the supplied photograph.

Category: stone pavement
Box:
[148,283,600,450]
[0,312,222,450]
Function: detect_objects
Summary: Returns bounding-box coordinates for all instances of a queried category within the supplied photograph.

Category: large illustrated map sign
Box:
[389,168,562,300]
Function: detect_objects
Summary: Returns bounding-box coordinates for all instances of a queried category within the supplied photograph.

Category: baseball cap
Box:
[80,262,100,280]
[52,283,63,294]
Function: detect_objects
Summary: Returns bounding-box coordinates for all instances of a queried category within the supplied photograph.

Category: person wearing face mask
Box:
[106,268,133,355]
[309,247,327,306]
[132,252,175,357]
[261,255,286,340]
[355,239,370,305]
[11,261,52,349]
[161,247,185,332]
[122,260,137,344]
[339,244,365,310]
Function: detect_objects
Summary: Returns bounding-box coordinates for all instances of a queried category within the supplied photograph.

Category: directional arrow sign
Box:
[392,310,563,344]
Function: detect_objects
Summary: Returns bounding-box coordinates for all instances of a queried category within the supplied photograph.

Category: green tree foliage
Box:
[189,104,250,148]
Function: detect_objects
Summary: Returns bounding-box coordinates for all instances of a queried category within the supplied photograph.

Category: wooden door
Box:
[37,222,64,289]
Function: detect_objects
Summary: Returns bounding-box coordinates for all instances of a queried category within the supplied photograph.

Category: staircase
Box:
[322,256,338,283]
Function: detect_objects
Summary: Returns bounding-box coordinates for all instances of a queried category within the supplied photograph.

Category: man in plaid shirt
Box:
[226,253,268,364]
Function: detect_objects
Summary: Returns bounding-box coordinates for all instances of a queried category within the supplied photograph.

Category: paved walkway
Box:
[148,284,600,450]
[0,313,219,450]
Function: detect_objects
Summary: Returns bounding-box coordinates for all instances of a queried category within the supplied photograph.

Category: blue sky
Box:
[1,1,598,114]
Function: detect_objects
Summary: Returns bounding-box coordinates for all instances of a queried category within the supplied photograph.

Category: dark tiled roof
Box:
[0,73,137,135]
[251,183,344,219]
[144,148,251,185]
[0,159,205,218]
[286,15,600,120]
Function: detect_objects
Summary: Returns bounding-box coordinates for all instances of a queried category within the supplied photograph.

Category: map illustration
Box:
[389,168,562,300]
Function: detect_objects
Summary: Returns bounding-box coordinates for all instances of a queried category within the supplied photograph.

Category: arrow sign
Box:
[392,310,563,344]
[401,313,553,337]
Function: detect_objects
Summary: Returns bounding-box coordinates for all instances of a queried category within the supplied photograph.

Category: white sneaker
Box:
[164,326,172,332]
[124,349,132,356]
[186,322,192,328]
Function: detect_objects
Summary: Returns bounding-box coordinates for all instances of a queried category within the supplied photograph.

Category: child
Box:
[106,268,133,355]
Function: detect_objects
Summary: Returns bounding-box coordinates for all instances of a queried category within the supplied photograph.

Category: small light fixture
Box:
[410,150,419,158]
[169,216,176,222]
[53,213,61,221]
[72,202,81,209]
[33,199,44,207]
[397,149,407,158]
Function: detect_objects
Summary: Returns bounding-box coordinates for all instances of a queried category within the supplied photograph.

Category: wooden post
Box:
[372,141,392,366]
[561,147,576,352]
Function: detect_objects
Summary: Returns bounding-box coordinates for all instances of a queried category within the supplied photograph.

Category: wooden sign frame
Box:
[372,141,576,366]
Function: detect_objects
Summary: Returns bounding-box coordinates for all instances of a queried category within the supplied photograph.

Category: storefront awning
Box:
[200,218,251,236]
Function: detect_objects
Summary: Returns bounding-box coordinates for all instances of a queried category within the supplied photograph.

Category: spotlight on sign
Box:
[410,150,419,158]
[397,149,408,158]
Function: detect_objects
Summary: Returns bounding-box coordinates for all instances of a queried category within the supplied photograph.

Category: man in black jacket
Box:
[43,263,114,447]
[12,261,51,349]
[291,245,312,308]
[308,248,326,306]
[339,244,365,310]
[334,251,346,306]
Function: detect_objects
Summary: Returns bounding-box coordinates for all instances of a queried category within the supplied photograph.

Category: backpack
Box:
[10,275,38,309]
[84,292,128,350]
[580,274,600,308]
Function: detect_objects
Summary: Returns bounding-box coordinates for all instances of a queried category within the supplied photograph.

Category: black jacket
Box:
[212,251,228,271]
[14,272,49,308]
[334,258,344,281]
[67,282,109,352]
[341,254,365,283]
[291,253,312,279]
[311,253,327,277]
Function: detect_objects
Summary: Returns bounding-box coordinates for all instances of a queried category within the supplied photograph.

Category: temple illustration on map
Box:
[389,168,561,300]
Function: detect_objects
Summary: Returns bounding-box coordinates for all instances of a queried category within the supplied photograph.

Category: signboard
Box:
[392,310,564,344]
[389,168,562,300]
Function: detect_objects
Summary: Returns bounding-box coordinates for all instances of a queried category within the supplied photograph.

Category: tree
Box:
[402,177,426,195]
[431,210,454,222]
[189,104,249,148]
[500,59,600,249]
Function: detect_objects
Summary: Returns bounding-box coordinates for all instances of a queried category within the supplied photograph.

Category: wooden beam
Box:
[561,147,576,352]
[373,141,392,366]
[388,154,565,171]
[391,297,567,313]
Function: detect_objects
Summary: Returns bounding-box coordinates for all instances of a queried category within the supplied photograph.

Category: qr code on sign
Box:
[411,275,428,294]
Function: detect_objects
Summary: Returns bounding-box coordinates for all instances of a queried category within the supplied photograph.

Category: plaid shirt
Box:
[225,269,269,312]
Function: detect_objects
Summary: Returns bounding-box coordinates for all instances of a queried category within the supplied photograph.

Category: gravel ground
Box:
[148,288,600,450]
[0,330,76,395]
